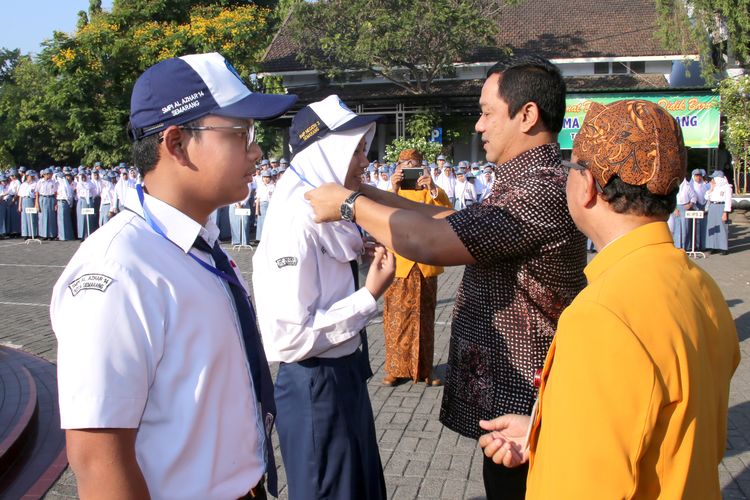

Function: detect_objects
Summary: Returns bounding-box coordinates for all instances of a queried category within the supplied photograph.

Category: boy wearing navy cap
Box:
[52,52,297,499]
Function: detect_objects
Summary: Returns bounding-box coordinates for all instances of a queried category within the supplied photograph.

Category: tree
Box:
[31,1,273,165]
[0,56,73,167]
[0,48,21,84]
[89,0,103,16]
[383,137,443,164]
[655,0,750,80]
[288,0,504,95]
[719,75,750,193]
[0,1,285,167]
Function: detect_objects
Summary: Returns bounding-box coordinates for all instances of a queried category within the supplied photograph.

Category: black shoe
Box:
[721,250,728,256]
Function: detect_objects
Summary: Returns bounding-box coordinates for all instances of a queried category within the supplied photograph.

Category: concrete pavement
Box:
[0,216,748,499]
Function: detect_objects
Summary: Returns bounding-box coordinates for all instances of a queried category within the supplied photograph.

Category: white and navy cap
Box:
[129,52,298,140]
[289,95,382,155]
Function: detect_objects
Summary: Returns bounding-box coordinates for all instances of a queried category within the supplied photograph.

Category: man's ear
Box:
[582,169,599,208]
[162,126,190,165]
[518,102,541,133]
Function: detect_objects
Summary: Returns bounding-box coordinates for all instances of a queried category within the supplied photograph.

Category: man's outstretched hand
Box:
[304,184,353,223]
[478,414,532,468]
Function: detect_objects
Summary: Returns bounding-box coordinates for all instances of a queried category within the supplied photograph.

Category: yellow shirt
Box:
[527,222,739,499]
[392,187,452,278]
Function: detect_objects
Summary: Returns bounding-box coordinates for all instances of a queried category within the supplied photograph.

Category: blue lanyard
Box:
[135,185,246,291]
[288,163,317,188]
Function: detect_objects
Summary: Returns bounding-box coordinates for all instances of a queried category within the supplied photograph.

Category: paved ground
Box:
[0,216,749,499]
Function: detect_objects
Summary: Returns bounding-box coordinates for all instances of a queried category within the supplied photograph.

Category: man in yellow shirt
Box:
[478,99,740,499]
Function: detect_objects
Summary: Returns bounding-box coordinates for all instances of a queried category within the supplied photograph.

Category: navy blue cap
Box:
[289,95,382,155]
[129,52,298,141]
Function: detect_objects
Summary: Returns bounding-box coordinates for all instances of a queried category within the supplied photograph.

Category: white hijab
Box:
[264,122,376,263]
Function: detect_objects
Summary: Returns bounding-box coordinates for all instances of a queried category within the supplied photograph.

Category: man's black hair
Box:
[487,55,566,134]
[599,176,677,217]
[131,117,204,176]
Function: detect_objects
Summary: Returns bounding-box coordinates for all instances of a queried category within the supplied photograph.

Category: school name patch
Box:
[275,257,298,269]
[68,274,114,296]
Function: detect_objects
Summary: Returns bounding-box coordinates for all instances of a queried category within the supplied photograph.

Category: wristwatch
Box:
[340,191,363,222]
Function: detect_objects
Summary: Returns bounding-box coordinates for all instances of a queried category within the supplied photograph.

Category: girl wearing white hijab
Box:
[252,95,394,500]
[376,169,391,191]
[704,171,732,254]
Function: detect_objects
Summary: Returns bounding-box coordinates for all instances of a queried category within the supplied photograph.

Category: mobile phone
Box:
[401,168,422,190]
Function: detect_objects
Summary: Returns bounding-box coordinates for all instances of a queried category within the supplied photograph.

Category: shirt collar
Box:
[584,222,673,283]
[492,143,562,183]
[123,188,220,253]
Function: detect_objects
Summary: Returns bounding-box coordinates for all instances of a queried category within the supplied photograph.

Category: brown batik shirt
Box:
[440,143,587,440]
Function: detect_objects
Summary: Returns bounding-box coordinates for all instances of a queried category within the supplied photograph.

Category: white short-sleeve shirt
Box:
[51,189,265,499]
[252,198,378,363]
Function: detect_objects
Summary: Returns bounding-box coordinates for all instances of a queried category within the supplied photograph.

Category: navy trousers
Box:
[0,198,7,235]
[275,350,386,500]
[8,196,21,235]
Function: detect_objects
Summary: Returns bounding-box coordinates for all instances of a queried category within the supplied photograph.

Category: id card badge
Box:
[522,396,539,452]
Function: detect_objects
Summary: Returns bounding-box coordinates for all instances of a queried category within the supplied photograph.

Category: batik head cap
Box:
[572,99,686,195]
[398,149,423,163]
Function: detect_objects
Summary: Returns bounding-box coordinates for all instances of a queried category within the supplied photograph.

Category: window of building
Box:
[612,62,628,74]
[630,61,646,73]
[593,61,649,75]
[594,62,610,74]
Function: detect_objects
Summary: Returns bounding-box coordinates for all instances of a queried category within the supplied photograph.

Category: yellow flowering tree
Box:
[18,1,276,165]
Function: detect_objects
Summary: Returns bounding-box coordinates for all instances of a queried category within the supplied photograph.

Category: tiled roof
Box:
[262,0,681,73]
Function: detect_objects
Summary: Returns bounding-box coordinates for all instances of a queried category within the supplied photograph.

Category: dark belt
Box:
[41,195,55,198]
[290,347,361,368]
[237,477,266,500]
[709,201,724,204]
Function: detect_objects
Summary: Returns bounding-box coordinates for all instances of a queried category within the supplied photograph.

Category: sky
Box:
[1,0,114,55]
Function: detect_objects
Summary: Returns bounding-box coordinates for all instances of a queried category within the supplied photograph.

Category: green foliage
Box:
[655,0,750,81]
[405,112,439,140]
[0,1,278,167]
[383,137,443,164]
[0,48,22,84]
[719,75,750,192]
[288,0,498,94]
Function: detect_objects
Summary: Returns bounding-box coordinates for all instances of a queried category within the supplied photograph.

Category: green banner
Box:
[558,93,721,149]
